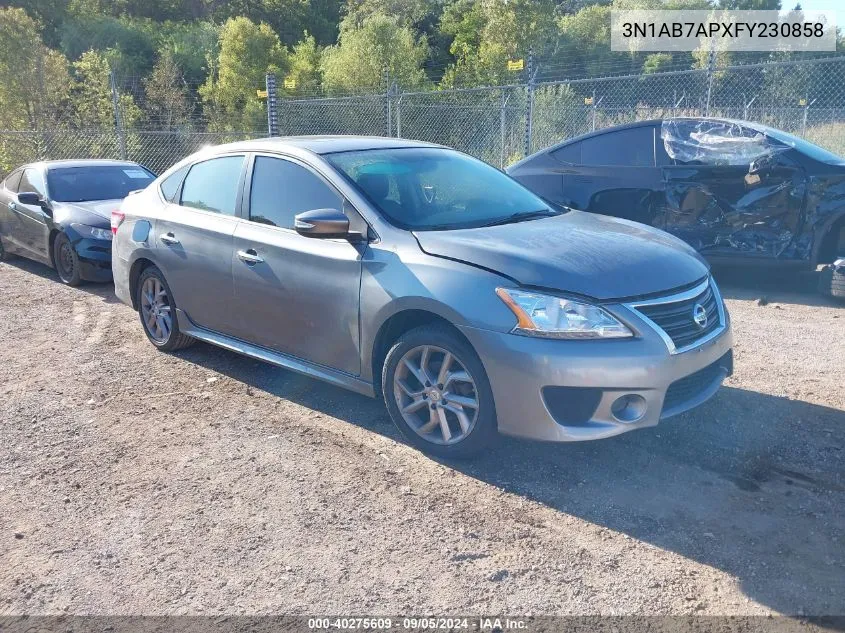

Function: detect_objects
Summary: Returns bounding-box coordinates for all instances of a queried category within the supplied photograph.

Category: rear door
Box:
[0,169,24,254]
[153,154,246,334]
[657,120,807,258]
[560,125,663,225]
[231,154,363,376]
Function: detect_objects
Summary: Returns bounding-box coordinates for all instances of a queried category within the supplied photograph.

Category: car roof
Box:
[515,117,771,165]
[23,159,146,171]
[206,135,444,156]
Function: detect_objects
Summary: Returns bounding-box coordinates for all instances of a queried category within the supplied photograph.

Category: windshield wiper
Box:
[479,209,560,228]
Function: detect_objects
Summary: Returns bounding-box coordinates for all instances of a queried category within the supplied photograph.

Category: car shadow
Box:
[2,256,120,304]
[712,265,843,308]
[178,341,844,617]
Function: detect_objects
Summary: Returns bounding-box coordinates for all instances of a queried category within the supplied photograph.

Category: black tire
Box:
[819,264,845,300]
[381,324,497,459]
[136,265,195,351]
[53,232,82,286]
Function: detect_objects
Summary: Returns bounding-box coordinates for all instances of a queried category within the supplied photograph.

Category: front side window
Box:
[580,127,655,167]
[4,170,22,193]
[249,156,342,229]
[46,165,155,202]
[180,156,244,216]
[326,148,560,231]
[19,169,47,198]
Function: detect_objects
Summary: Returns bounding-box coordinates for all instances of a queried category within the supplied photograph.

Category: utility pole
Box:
[384,68,392,137]
[109,71,127,160]
[705,37,715,117]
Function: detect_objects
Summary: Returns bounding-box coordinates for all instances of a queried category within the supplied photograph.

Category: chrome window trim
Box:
[625,276,726,355]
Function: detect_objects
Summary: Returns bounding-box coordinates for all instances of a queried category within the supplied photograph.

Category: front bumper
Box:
[69,234,113,282]
[458,303,733,442]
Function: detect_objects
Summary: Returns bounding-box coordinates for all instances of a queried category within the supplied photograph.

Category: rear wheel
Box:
[819,261,845,301]
[53,232,82,286]
[382,325,497,458]
[137,266,194,351]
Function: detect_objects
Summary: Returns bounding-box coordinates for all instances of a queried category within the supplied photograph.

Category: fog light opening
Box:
[611,394,646,423]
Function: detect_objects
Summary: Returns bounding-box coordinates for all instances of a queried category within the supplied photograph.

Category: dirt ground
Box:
[0,257,843,617]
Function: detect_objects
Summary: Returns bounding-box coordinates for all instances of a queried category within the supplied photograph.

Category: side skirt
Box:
[177,309,376,398]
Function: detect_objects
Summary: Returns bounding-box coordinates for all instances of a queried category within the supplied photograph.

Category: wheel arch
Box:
[369,307,474,399]
[813,210,845,265]
[128,257,157,311]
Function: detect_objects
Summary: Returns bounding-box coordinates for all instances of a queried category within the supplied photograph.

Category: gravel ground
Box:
[0,258,843,617]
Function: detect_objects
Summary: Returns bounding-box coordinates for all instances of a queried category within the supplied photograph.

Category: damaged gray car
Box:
[508,118,845,296]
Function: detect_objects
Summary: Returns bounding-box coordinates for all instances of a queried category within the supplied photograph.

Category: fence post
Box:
[705,38,715,117]
[266,73,278,137]
[384,68,392,137]
[801,98,816,137]
[395,93,402,138]
[109,71,127,160]
[523,49,535,157]
[500,89,509,168]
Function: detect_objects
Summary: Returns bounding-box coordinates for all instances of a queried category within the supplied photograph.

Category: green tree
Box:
[0,8,73,131]
[71,49,142,129]
[200,17,288,131]
[286,34,323,95]
[321,13,430,93]
[144,51,192,131]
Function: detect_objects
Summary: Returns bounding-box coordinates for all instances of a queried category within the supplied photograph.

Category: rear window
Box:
[47,165,155,202]
[580,127,655,167]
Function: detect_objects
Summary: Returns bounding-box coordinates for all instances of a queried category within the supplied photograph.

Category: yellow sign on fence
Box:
[256,89,268,98]
[584,97,594,105]
[507,59,524,71]
[284,77,297,90]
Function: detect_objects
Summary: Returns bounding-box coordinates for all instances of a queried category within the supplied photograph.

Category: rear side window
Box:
[4,170,22,193]
[180,156,244,216]
[160,165,189,202]
[248,156,342,229]
[580,127,655,167]
[19,169,47,197]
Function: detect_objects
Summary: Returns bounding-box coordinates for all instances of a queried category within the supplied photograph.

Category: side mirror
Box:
[18,192,51,216]
[294,208,350,239]
[18,192,44,206]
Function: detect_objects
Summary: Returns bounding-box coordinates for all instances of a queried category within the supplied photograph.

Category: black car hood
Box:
[53,199,119,228]
[412,211,709,301]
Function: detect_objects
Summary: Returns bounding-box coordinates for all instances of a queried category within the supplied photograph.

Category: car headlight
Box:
[70,223,112,241]
[496,288,633,339]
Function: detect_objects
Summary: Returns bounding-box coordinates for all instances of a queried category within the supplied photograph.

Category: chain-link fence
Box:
[3,55,845,175]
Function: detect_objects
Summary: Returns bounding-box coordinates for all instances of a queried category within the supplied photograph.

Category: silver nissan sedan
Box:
[112,136,733,457]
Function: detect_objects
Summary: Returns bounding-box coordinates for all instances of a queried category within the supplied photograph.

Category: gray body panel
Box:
[113,136,733,443]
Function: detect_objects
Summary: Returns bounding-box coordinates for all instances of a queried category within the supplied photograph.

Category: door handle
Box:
[160,232,180,245]
[237,249,264,264]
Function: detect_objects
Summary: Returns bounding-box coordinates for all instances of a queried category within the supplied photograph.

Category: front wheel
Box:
[53,232,82,286]
[137,266,195,351]
[382,325,497,458]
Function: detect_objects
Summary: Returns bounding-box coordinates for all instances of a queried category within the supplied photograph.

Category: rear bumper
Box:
[458,306,733,442]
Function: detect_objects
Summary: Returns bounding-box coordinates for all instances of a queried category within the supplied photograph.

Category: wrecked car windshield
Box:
[326,147,560,231]
[760,127,845,165]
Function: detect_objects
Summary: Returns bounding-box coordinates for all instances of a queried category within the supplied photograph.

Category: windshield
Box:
[761,127,845,165]
[46,165,155,202]
[326,148,560,231]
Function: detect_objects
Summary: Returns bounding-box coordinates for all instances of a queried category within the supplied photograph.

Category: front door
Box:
[13,168,52,262]
[231,154,363,376]
[657,120,808,258]
[153,154,246,334]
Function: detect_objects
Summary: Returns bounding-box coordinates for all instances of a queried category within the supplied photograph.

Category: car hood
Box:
[53,199,120,228]
[412,211,709,301]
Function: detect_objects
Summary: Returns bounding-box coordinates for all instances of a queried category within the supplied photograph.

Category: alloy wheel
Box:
[392,344,479,445]
[140,276,173,344]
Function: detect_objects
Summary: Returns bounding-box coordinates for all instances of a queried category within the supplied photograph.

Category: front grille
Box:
[635,281,722,350]
[663,351,732,413]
